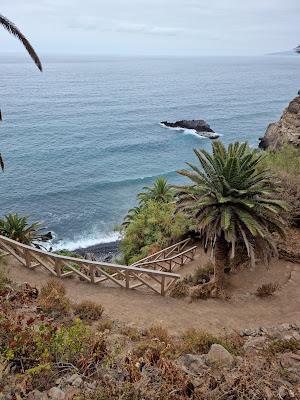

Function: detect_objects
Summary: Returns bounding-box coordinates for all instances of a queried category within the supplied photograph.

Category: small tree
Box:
[176,141,287,290]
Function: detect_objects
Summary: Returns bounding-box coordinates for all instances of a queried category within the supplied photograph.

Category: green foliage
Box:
[120,200,189,264]
[0,213,52,246]
[261,144,300,176]
[137,177,175,204]
[177,141,287,269]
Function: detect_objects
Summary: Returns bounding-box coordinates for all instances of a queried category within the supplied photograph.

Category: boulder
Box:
[259,92,300,149]
[178,354,207,374]
[206,344,234,366]
[243,336,267,353]
[48,387,65,400]
[161,119,219,139]
[27,390,48,400]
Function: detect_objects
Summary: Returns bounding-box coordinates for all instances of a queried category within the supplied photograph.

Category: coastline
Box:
[75,240,121,262]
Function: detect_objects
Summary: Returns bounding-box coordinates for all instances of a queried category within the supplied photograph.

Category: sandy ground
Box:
[3,248,300,335]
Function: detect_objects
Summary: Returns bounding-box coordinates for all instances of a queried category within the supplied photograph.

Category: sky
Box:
[1,0,300,57]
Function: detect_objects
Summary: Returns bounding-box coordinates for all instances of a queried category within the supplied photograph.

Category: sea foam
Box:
[51,231,120,251]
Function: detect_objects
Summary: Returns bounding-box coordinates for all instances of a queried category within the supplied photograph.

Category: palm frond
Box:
[0,14,42,71]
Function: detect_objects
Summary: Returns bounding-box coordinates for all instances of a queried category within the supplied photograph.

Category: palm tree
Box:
[176,141,287,289]
[138,177,174,205]
[0,213,52,247]
[0,14,42,170]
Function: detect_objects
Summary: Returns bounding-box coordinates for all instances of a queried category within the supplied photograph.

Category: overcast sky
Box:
[1,0,300,57]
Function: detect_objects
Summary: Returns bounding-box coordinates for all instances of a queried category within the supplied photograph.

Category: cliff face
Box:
[259,91,300,150]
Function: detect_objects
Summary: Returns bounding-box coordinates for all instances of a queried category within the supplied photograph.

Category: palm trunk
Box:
[214,235,229,288]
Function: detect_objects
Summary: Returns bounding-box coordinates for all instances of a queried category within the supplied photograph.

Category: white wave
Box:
[51,231,121,251]
[160,123,221,139]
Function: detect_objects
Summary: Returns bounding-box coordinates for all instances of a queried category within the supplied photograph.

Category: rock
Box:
[259,92,300,149]
[161,119,219,139]
[243,336,267,353]
[48,387,65,400]
[178,354,207,374]
[206,344,234,367]
[27,390,48,400]
[66,374,83,387]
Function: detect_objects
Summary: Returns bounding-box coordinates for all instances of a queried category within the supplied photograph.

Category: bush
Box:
[120,200,189,265]
[267,338,300,355]
[145,325,170,343]
[191,263,214,285]
[256,282,279,297]
[74,300,104,321]
[169,280,189,298]
[97,319,113,332]
[37,279,70,316]
[120,326,142,341]
[180,329,239,355]
[262,144,300,176]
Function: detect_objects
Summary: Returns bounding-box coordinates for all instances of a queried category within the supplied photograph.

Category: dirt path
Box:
[3,251,300,335]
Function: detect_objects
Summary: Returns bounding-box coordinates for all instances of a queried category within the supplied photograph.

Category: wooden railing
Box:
[131,238,197,272]
[131,238,192,265]
[0,235,181,296]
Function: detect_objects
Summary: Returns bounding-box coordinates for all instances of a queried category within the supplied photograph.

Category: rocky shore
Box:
[75,240,120,262]
[259,90,300,149]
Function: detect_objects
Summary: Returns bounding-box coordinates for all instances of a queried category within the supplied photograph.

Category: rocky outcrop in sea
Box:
[161,119,219,139]
[259,91,300,149]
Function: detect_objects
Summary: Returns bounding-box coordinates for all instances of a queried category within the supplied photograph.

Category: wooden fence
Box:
[0,235,185,296]
[132,238,197,272]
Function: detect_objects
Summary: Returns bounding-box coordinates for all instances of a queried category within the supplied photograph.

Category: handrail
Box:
[134,246,197,269]
[131,238,191,266]
[0,235,181,296]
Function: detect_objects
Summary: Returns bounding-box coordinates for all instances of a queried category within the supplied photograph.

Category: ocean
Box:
[0,55,299,250]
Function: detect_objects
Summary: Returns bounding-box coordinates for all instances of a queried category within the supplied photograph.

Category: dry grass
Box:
[145,324,170,343]
[96,318,113,332]
[37,279,70,316]
[180,329,241,355]
[120,326,142,341]
[73,300,104,321]
[256,282,280,297]
[267,338,300,355]
[169,280,189,298]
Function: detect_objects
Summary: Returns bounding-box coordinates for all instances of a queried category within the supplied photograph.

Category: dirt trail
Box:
[3,250,300,335]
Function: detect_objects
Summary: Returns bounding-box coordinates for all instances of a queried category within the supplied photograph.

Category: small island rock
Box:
[161,119,219,139]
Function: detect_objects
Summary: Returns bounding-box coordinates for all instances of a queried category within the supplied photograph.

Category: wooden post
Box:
[161,276,166,296]
[23,249,32,268]
[125,270,130,289]
[55,259,62,278]
[90,265,96,283]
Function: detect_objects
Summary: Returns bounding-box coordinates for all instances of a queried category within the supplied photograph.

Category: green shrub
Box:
[74,300,104,321]
[37,279,70,316]
[262,144,300,176]
[120,200,189,265]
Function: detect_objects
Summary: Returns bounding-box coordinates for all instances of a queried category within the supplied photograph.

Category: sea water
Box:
[0,55,299,249]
